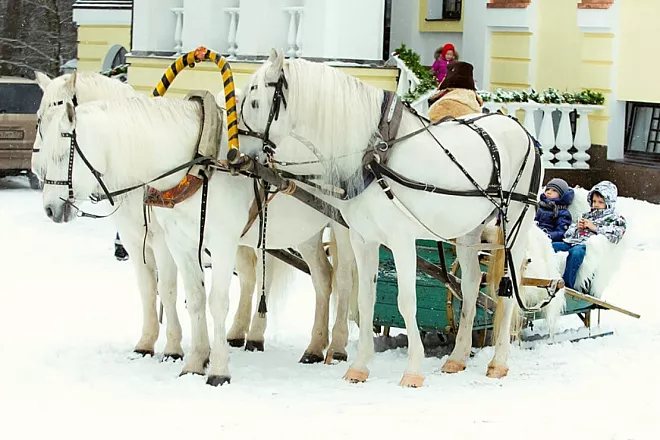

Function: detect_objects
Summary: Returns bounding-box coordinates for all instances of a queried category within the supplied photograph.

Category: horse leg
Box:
[297,229,332,364]
[227,246,257,348]
[344,230,379,384]
[113,215,160,357]
[157,223,209,376]
[442,228,483,373]
[206,236,241,386]
[326,224,354,364]
[390,238,425,387]
[244,249,276,352]
[150,224,183,361]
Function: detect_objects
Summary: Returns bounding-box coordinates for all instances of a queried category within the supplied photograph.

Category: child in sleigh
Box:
[552,181,627,291]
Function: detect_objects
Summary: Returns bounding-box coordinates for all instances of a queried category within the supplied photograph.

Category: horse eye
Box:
[251,101,259,109]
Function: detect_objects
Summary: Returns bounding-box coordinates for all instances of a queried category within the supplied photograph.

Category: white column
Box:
[554,104,575,169]
[132,0,183,52]
[573,105,601,169]
[303,0,384,60]
[225,8,240,58]
[181,0,237,54]
[519,103,541,138]
[171,7,184,54]
[538,105,558,168]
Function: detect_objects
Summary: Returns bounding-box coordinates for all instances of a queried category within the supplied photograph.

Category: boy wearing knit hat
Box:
[535,178,574,242]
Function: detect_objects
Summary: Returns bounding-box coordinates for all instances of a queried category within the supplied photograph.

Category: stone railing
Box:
[224,7,240,58]
[283,6,304,58]
[482,101,604,169]
[170,7,184,54]
[391,54,437,115]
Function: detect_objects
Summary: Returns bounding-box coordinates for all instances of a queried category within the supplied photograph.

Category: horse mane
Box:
[248,58,384,197]
[45,97,203,192]
[38,71,138,118]
[287,59,383,195]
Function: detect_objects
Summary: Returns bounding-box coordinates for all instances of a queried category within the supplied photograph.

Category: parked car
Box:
[0,76,43,189]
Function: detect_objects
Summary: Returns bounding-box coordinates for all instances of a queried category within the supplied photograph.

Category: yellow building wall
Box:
[618,0,660,103]
[534,0,582,92]
[488,0,611,145]
[77,25,131,72]
[489,32,533,91]
[127,57,399,100]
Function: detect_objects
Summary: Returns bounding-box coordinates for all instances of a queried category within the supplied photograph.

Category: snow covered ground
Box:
[1,176,659,440]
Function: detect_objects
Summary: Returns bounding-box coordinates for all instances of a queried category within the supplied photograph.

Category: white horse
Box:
[33,71,185,360]
[237,51,544,387]
[37,94,355,385]
[32,71,355,366]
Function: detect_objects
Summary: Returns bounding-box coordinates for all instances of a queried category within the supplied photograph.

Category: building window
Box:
[426,0,462,21]
[625,102,660,160]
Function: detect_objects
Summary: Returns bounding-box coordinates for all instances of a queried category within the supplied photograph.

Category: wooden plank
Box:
[564,288,641,319]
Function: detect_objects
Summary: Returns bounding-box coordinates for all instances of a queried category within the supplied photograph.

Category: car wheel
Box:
[27,172,43,190]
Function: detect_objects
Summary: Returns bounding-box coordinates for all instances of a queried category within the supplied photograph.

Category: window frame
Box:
[425,0,462,22]
[624,101,660,162]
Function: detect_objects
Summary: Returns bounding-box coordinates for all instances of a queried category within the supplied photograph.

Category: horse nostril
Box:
[45,206,54,218]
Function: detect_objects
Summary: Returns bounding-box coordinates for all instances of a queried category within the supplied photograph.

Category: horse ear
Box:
[64,70,78,93]
[268,48,278,63]
[267,48,284,78]
[65,102,76,126]
[34,71,52,90]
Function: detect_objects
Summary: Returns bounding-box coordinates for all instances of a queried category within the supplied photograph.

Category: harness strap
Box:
[92,155,214,203]
[197,171,210,271]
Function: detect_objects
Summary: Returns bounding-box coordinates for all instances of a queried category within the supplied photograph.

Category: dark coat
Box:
[535,189,574,242]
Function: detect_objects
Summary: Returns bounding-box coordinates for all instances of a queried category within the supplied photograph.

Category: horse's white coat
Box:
[37,91,355,381]
[239,52,543,384]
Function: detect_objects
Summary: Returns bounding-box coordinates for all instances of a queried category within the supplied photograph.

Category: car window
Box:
[0,83,43,114]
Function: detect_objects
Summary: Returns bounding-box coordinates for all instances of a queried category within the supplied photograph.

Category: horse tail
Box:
[482,224,509,345]
[484,224,505,300]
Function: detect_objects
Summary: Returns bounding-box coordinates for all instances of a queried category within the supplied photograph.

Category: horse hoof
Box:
[245,340,264,352]
[178,369,205,377]
[324,351,348,364]
[299,352,324,364]
[399,374,424,388]
[486,364,509,379]
[163,353,184,362]
[343,368,369,383]
[206,375,231,387]
[441,359,466,374]
[227,338,245,348]
[134,348,154,358]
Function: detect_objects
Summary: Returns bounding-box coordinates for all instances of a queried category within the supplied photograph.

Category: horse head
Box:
[41,102,110,223]
[239,49,290,157]
[32,70,137,181]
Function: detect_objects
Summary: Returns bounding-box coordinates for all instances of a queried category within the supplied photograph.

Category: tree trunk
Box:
[0,0,22,76]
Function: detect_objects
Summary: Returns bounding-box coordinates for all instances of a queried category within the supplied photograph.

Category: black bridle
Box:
[43,127,116,213]
[238,73,288,157]
[34,95,79,149]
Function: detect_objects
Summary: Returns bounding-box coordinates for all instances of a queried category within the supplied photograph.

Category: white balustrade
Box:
[224,7,240,58]
[573,105,598,169]
[170,7,184,54]
[283,7,304,58]
[481,101,603,169]
[392,54,420,98]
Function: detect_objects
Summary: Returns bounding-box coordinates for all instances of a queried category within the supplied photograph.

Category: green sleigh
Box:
[371,240,639,347]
